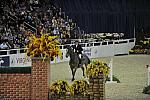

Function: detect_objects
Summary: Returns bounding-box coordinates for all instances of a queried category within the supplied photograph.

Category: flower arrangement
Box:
[49,80,70,95]
[26,33,62,59]
[49,80,89,96]
[71,80,89,96]
[129,49,148,54]
[86,60,110,77]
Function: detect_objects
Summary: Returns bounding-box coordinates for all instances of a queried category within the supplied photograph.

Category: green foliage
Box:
[129,45,150,54]
[106,75,120,83]
[143,85,150,95]
[130,37,150,54]
[129,49,148,54]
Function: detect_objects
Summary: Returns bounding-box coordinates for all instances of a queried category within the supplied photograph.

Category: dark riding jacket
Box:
[72,44,83,54]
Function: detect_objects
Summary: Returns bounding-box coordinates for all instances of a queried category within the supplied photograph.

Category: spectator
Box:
[0,0,87,49]
[0,40,11,49]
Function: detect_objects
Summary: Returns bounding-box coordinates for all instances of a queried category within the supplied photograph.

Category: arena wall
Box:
[0,38,135,67]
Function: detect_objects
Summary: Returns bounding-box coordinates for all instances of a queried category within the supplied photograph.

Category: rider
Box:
[72,40,83,65]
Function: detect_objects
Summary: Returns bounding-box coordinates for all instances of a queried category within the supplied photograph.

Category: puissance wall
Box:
[0,62,49,100]
[0,74,31,99]
[0,59,106,100]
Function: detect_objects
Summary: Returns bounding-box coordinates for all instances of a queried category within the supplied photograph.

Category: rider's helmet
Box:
[75,40,79,45]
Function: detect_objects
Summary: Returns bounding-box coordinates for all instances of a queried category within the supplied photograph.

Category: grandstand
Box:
[0,0,126,50]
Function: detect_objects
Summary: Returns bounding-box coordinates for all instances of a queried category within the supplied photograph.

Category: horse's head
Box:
[66,45,74,58]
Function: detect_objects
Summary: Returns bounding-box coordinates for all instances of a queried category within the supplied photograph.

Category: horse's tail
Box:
[87,57,90,64]
[84,54,90,64]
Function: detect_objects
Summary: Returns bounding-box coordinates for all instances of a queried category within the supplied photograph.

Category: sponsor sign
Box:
[0,39,135,67]
[10,54,31,67]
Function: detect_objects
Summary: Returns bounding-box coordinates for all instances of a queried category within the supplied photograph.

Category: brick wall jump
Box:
[0,74,31,100]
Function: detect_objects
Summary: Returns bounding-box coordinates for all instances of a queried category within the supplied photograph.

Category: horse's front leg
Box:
[81,65,86,78]
[70,67,74,81]
[70,66,75,81]
[71,67,77,81]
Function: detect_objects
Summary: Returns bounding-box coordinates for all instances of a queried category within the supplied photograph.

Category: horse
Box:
[66,45,90,81]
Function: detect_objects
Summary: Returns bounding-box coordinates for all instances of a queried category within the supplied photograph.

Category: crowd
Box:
[0,0,82,50]
[0,0,125,50]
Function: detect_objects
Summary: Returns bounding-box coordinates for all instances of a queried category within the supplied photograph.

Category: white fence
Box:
[0,38,135,67]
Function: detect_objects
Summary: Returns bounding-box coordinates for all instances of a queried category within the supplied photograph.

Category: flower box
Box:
[89,75,105,100]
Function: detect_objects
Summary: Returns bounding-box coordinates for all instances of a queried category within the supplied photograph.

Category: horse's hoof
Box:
[72,78,75,81]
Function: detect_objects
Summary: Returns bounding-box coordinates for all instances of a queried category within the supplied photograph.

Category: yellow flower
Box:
[49,80,70,95]
[86,60,110,77]
[26,33,62,60]
[71,80,89,96]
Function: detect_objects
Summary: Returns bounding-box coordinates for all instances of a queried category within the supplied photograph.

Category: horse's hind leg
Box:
[70,67,74,81]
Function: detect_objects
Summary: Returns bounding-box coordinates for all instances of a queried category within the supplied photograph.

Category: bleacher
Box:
[0,0,126,51]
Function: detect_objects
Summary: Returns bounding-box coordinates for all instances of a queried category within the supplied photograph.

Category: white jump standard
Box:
[106,58,117,83]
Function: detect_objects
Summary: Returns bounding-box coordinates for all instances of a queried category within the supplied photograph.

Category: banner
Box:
[10,54,31,67]
[0,38,135,67]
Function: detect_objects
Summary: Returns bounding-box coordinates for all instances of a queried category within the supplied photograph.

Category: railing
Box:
[23,22,37,33]
[8,16,16,21]
[0,38,135,56]
[0,38,135,67]
[0,48,27,56]
[6,10,18,22]
[6,10,37,33]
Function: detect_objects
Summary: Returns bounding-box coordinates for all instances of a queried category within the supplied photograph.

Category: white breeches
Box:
[79,54,82,59]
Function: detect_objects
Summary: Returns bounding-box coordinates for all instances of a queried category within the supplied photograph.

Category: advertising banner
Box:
[10,54,31,67]
[0,39,135,67]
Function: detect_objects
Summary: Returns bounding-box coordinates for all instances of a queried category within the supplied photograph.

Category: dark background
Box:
[53,0,150,38]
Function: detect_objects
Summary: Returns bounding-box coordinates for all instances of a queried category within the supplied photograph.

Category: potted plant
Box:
[71,80,90,99]
[86,60,110,100]
[26,33,62,59]
[49,80,71,99]
[86,60,109,78]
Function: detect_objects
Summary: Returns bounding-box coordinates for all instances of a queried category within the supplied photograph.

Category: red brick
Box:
[0,73,31,99]
[31,58,49,100]
[0,59,50,100]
